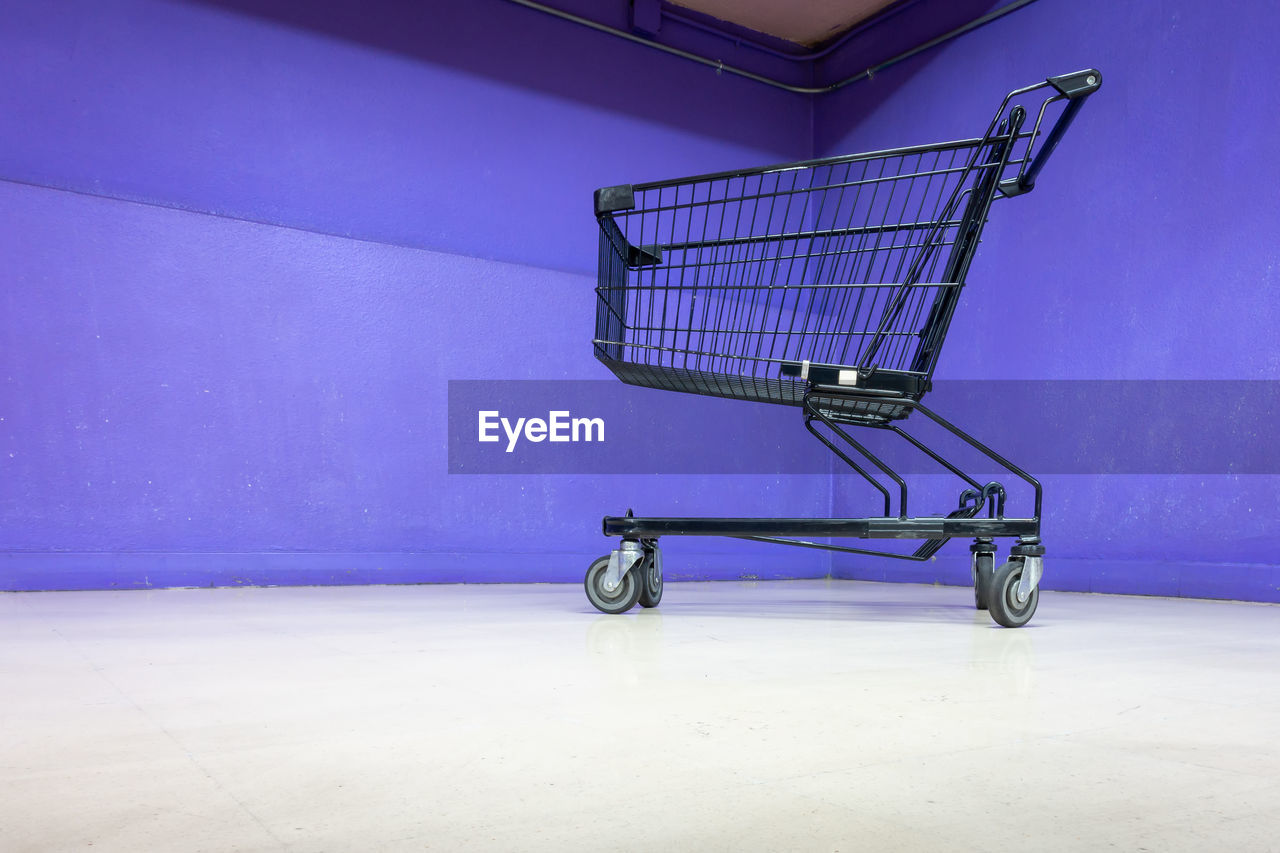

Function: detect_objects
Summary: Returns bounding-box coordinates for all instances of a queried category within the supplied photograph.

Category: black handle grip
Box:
[999,69,1101,197]
[1047,68,1103,100]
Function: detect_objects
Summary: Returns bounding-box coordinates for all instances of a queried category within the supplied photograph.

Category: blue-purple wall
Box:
[3,0,1276,600]
[1,0,827,589]
[816,0,1280,600]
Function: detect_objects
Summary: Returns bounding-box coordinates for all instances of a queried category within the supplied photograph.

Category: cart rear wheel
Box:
[637,554,663,608]
[988,559,1038,628]
[974,552,994,610]
[585,555,641,614]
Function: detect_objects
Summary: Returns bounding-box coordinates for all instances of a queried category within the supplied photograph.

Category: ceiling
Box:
[670,0,902,46]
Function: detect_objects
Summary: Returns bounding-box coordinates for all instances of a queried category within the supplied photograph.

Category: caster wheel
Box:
[584,555,641,615]
[988,559,1038,628]
[973,552,994,610]
[637,553,663,608]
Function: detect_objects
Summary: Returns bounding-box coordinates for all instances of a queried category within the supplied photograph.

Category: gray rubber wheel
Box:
[584,555,641,614]
[988,559,1038,628]
[974,552,994,610]
[637,553,663,608]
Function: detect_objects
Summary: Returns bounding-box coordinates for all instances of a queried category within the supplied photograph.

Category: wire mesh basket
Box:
[593,71,1100,425]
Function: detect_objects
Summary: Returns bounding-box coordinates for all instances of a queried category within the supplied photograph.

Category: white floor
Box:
[1,580,1277,852]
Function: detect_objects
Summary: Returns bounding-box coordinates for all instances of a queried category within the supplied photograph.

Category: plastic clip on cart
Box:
[585,70,1102,627]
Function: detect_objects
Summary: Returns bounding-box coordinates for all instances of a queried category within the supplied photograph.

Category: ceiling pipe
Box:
[659,0,928,65]
[501,0,1042,95]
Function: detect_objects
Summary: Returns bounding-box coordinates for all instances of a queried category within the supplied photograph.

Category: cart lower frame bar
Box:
[604,516,1037,539]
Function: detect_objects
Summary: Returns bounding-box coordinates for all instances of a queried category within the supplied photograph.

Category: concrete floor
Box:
[1,580,1277,852]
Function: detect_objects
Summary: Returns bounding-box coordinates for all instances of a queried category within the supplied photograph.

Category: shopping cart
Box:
[585,70,1101,627]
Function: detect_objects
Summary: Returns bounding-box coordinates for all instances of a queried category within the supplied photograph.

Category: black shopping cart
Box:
[585,70,1101,627]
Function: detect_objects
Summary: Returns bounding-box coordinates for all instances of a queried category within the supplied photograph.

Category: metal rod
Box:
[501,0,1042,95]
[660,0,927,64]
[731,535,928,561]
[501,0,811,92]
[626,133,1033,191]
[887,425,982,491]
[805,417,892,517]
[811,388,1043,521]
[603,515,1039,538]
[804,397,909,517]
[823,0,1043,93]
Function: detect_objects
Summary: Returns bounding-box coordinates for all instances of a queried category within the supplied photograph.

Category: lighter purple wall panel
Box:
[0,0,826,589]
[0,181,829,588]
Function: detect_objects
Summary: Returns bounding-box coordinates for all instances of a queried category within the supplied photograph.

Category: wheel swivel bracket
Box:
[1015,555,1043,604]
[1011,539,1045,605]
[604,539,644,593]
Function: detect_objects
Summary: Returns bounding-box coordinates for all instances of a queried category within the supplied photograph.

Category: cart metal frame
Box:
[584,70,1101,627]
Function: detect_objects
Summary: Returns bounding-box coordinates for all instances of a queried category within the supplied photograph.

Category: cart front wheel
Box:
[637,553,663,608]
[974,552,995,611]
[585,555,641,614]
[988,559,1038,628]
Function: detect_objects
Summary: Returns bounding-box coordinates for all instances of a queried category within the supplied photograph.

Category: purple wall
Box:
[3,0,1276,600]
[0,0,826,589]
[816,0,1280,600]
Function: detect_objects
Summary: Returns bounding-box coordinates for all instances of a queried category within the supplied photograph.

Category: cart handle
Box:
[998,69,1102,197]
